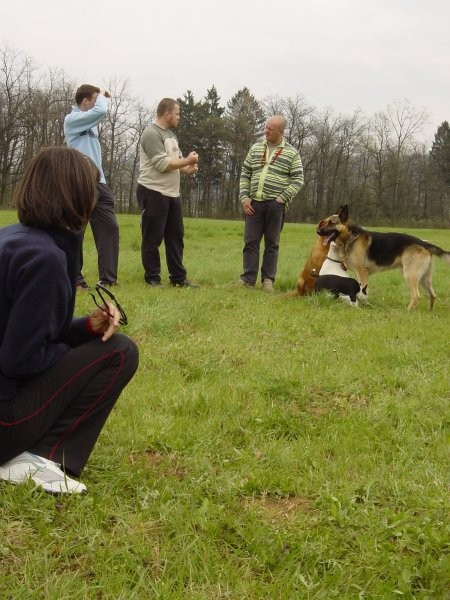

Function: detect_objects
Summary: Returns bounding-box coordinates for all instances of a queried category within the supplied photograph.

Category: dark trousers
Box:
[0,334,139,476]
[78,183,120,285]
[136,184,187,284]
[241,199,285,285]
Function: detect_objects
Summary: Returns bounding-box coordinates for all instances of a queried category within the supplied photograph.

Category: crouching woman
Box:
[0,146,139,494]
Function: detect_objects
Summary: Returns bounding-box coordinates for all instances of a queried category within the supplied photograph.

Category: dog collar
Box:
[325,256,347,270]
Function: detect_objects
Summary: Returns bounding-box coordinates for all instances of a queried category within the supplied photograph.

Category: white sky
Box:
[1,0,449,145]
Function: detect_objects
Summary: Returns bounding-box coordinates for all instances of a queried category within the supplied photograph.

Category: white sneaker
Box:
[0,451,86,494]
[262,278,274,292]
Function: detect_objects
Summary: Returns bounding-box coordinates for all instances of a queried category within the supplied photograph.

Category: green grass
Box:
[1,211,449,599]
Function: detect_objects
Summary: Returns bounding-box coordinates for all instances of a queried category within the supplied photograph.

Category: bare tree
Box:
[385,101,428,224]
[0,45,35,204]
[368,103,428,224]
[125,100,155,213]
[263,94,314,156]
[97,78,137,211]
[21,68,74,165]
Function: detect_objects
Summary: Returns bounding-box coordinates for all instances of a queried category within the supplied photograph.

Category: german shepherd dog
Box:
[316,205,450,309]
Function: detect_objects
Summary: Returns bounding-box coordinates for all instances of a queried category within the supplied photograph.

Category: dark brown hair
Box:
[156,97,178,117]
[75,84,100,105]
[15,146,98,231]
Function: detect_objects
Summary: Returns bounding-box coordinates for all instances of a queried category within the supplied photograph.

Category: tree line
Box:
[1,44,449,226]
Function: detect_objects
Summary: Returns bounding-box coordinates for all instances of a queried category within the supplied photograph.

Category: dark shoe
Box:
[76,281,89,291]
[146,280,162,287]
[238,278,255,288]
[98,280,119,288]
[171,280,200,289]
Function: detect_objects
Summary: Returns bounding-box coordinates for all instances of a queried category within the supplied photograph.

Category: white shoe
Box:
[0,451,86,494]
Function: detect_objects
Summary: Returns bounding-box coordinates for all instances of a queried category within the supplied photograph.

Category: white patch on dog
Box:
[318,242,348,277]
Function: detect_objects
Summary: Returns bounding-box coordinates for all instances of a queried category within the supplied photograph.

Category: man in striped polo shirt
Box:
[239,116,304,291]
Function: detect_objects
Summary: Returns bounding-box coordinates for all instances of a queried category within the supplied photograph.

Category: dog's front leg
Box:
[355,269,369,298]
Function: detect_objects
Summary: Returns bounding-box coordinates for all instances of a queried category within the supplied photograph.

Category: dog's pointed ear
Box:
[361,284,368,295]
[337,205,349,223]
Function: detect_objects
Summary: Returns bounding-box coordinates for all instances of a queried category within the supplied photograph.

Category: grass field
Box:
[0,210,449,599]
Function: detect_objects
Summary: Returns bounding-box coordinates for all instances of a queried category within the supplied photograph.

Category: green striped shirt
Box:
[239,138,304,209]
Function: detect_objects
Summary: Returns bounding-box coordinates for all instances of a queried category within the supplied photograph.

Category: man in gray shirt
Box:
[137,98,198,287]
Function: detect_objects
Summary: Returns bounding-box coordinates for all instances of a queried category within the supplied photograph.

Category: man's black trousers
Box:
[137,184,187,285]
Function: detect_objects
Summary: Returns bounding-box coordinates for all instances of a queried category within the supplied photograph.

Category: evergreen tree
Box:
[223,88,265,215]
[428,121,450,220]
[197,86,226,216]
[177,90,202,154]
[429,121,450,186]
[177,90,204,215]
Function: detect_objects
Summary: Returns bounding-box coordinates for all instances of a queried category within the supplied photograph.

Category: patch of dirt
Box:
[244,495,315,523]
[306,386,370,415]
[129,450,187,480]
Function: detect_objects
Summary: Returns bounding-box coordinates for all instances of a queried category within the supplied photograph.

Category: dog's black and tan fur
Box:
[317,205,450,310]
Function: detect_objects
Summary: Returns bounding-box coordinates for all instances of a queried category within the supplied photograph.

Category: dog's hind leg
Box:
[338,294,354,306]
[420,263,436,310]
[403,249,432,310]
[294,277,306,295]
[404,272,421,310]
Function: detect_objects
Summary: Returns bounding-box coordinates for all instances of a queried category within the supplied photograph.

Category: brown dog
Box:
[316,205,450,309]
[294,234,330,295]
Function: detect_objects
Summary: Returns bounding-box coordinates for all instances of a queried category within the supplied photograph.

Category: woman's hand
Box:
[89,303,120,342]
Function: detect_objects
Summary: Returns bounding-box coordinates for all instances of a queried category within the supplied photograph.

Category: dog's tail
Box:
[427,244,450,264]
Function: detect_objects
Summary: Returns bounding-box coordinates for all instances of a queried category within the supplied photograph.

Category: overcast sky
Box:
[1,0,448,145]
